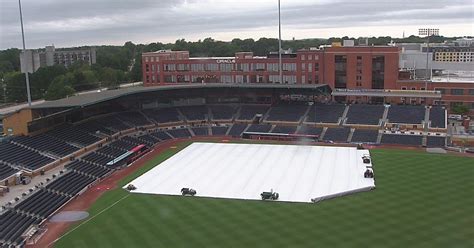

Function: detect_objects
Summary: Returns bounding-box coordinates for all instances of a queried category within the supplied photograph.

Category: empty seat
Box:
[427,136,446,147]
[237,105,269,120]
[381,134,423,146]
[271,126,297,134]
[306,104,345,123]
[211,126,229,136]
[266,104,307,122]
[323,128,351,142]
[346,105,384,125]
[387,105,425,124]
[246,124,272,133]
[430,106,446,128]
[228,124,248,137]
[351,129,379,143]
[210,105,236,120]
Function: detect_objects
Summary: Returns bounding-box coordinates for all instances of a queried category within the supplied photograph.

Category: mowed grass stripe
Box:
[55,146,474,248]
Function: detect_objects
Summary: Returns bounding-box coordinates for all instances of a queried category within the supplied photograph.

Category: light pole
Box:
[19,0,32,106]
[278,0,283,84]
[418,28,439,91]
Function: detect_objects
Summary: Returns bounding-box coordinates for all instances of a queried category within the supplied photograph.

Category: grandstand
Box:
[0,84,451,247]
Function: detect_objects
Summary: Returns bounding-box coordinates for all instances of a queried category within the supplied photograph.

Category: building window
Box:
[302,75,306,84]
[283,63,296,71]
[401,87,407,90]
[308,55,313,60]
[451,89,464,95]
[308,63,313,72]
[301,55,306,60]
[335,55,347,88]
[435,88,446,94]
[267,63,278,72]
[411,87,416,90]
[469,89,474,95]
[371,56,385,89]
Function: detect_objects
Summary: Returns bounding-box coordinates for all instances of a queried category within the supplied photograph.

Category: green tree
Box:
[451,104,469,115]
[100,67,119,88]
[44,76,75,100]
[3,71,27,102]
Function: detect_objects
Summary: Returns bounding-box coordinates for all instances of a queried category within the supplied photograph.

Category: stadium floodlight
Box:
[418,28,439,90]
[278,0,283,84]
[18,0,32,106]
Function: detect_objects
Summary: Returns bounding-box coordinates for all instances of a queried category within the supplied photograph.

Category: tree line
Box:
[0,35,464,102]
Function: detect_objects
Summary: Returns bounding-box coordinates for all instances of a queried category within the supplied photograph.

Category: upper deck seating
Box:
[266,104,307,122]
[323,127,351,142]
[430,106,446,128]
[237,105,269,120]
[306,104,345,123]
[387,105,426,124]
[346,104,384,125]
[210,105,236,120]
[271,126,297,134]
[351,129,379,143]
[180,106,208,121]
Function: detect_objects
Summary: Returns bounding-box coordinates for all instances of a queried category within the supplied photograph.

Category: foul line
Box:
[47,193,130,247]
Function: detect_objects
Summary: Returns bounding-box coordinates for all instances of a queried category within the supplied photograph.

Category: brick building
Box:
[142,45,400,91]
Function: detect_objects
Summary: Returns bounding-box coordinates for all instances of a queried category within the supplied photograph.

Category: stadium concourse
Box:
[0,84,448,247]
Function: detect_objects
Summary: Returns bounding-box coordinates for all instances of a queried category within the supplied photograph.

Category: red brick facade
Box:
[142,46,400,90]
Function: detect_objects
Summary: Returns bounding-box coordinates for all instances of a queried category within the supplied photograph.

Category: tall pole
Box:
[19,0,32,106]
[278,0,283,84]
[425,36,429,90]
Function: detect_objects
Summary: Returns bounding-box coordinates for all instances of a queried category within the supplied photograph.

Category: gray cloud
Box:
[0,0,473,49]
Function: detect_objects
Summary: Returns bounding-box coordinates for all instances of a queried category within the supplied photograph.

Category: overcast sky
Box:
[0,0,473,49]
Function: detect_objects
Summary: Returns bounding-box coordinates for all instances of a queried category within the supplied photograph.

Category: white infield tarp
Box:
[125,143,375,203]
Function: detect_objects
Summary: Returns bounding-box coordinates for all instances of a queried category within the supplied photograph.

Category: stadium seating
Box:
[351,129,379,143]
[149,130,173,140]
[211,126,229,136]
[427,136,446,147]
[237,105,269,120]
[0,162,18,181]
[12,134,79,158]
[246,124,272,133]
[346,104,385,125]
[228,124,248,137]
[306,104,345,123]
[0,142,54,171]
[94,115,132,132]
[323,127,351,142]
[115,111,152,127]
[143,107,181,124]
[180,105,208,121]
[136,134,161,147]
[297,126,323,136]
[271,126,297,134]
[191,127,209,136]
[76,120,115,136]
[166,128,192,138]
[66,160,111,178]
[381,134,423,146]
[47,125,101,147]
[210,105,236,120]
[14,189,70,218]
[430,106,446,128]
[81,152,113,166]
[0,211,40,246]
[266,103,308,122]
[46,172,95,196]
[387,105,426,124]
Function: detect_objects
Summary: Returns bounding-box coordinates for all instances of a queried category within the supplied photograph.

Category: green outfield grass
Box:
[55,143,474,248]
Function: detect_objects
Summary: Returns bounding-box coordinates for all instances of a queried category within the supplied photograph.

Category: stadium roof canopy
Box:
[31,83,331,110]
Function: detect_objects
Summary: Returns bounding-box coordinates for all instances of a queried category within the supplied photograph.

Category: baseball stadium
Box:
[0,84,473,247]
